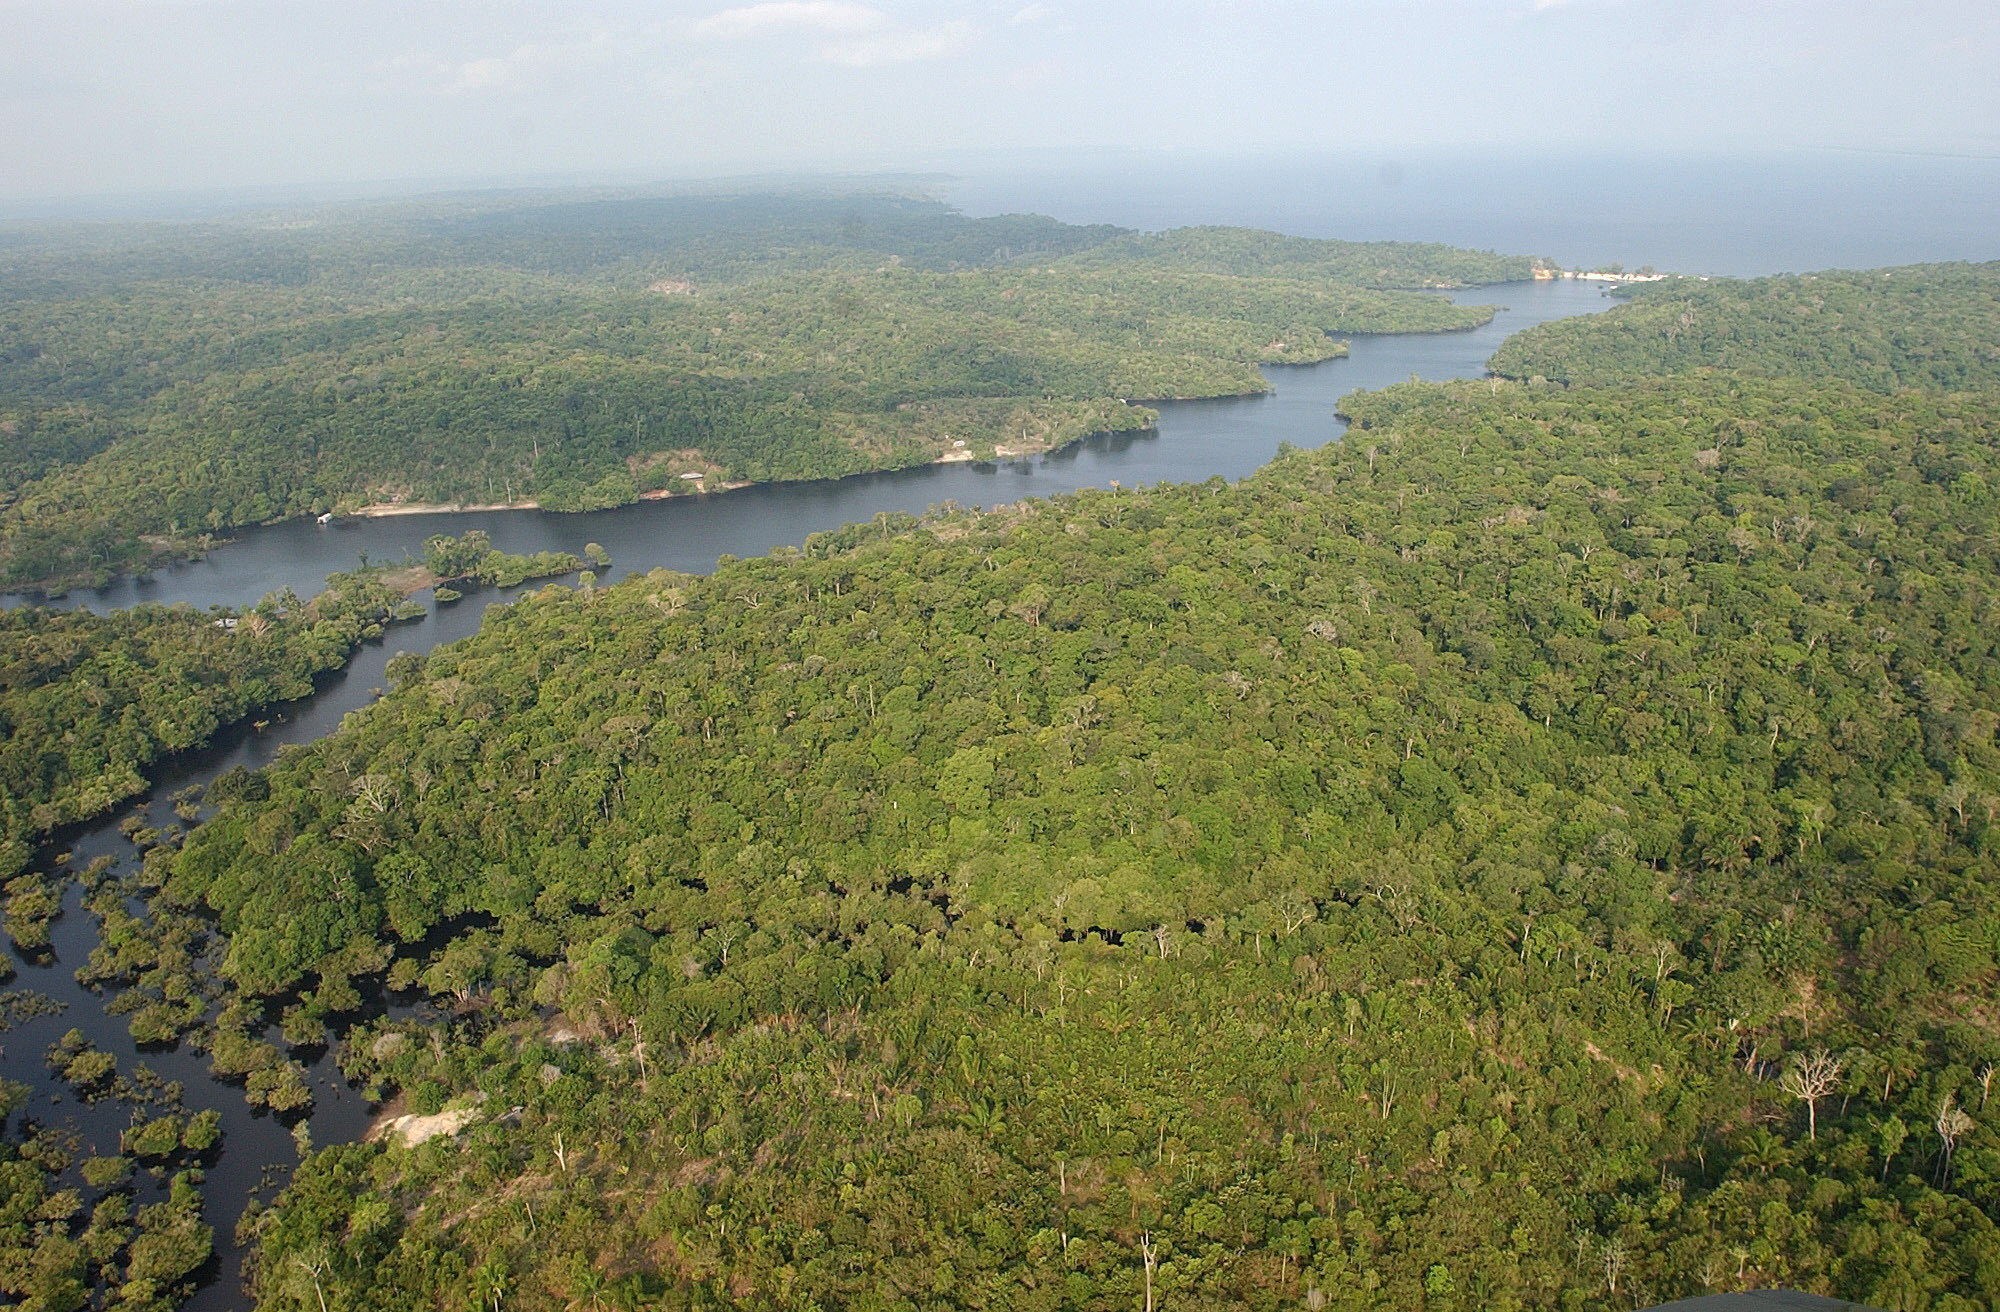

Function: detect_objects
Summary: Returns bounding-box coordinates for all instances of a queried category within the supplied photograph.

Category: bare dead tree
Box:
[1936,1093,1974,1185]
[629,1018,648,1081]
[1780,1050,1844,1140]
[292,1253,331,1312]
[1374,1066,1398,1121]
[1138,1232,1158,1312]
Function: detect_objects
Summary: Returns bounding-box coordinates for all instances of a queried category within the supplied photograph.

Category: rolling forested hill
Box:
[1489,262,2000,390]
[142,363,2000,1310]
[0,191,1533,593]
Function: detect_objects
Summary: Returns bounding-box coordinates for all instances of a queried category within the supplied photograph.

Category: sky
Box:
[3,0,1997,201]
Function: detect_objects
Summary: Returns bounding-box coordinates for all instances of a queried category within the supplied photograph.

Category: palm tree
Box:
[568,1266,611,1312]
[470,1263,510,1312]
[1738,1125,1789,1176]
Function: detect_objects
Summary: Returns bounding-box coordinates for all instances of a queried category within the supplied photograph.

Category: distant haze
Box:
[944,151,2000,278]
[3,0,1998,202]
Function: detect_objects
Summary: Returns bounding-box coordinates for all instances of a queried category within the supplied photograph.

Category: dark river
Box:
[11,280,1607,616]
[0,277,1610,1310]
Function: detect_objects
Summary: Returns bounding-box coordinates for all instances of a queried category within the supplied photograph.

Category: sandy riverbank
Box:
[638,480,751,500]
[348,480,770,518]
[336,424,1144,524]
[348,499,540,518]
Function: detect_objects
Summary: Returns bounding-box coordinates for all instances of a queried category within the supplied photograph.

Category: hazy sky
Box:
[4,0,1997,200]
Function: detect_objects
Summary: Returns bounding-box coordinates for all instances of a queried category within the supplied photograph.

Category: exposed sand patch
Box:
[375,1105,480,1148]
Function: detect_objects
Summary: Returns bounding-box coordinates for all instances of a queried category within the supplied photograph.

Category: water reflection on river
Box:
[0,278,1609,1311]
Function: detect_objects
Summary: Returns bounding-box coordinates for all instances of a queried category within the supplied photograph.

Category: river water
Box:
[15,280,1608,616]
[0,277,1609,1310]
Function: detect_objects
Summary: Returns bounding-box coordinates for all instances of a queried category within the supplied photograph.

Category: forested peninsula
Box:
[0,192,1535,593]
[0,532,582,900]
[1490,261,2000,390]
[0,574,411,891]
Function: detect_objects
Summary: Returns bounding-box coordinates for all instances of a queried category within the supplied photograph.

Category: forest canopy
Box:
[162,362,2000,1310]
[0,191,1532,592]
[1488,262,2000,390]
[0,569,420,891]
[14,207,2000,1311]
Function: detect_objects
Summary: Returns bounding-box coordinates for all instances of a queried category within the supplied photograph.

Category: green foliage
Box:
[45,1028,118,1096]
[421,531,580,588]
[3,870,61,951]
[1,1047,212,1312]
[1490,262,2000,389]
[0,192,1518,589]
[1056,223,1541,287]
[79,1156,131,1190]
[0,567,412,883]
[171,369,2000,1308]
[81,868,221,1048]
[120,1116,184,1162]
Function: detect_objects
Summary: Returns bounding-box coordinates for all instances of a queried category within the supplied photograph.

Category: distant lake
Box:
[944,150,2000,277]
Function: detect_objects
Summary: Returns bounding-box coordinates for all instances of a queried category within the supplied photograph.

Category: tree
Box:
[1875,1114,1909,1182]
[292,1252,332,1312]
[1780,1049,1843,1140]
[1934,1093,1974,1185]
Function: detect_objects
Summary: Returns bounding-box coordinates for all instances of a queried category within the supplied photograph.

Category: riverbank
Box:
[2,280,1602,618]
[1534,267,1674,283]
[348,499,541,518]
[297,424,1150,529]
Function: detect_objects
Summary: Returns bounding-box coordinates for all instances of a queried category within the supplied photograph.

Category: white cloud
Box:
[1008,3,1053,24]
[1524,0,1625,12]
[447,48,539,92]
[377,32,615,96]
[694,2,886,40]
[818,19,974,66]
[694,2,973,67]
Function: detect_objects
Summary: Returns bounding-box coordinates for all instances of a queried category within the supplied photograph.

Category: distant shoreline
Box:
[9,289,1518,595]
[327,306,1511,527]
[1535,268,1672,283]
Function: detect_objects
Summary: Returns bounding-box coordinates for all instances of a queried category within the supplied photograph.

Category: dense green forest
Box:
[0,191,1529,592]
[1060,225,1536,288]
[148,364,2000,1309]
[1489,263,2000,390]
[0,192,1536,300]
[12,213,2000,1312]
[0,526,587,914]
[0,570,421,900]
